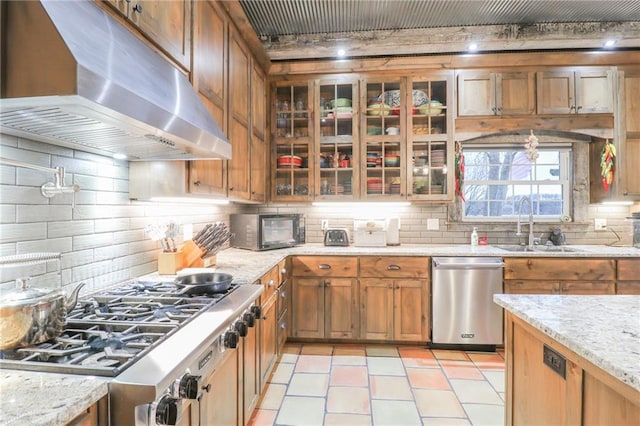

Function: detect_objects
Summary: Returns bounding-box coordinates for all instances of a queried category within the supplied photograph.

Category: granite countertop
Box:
[0,371,108,425]
[1,243,637,425]
[494,294,640,392]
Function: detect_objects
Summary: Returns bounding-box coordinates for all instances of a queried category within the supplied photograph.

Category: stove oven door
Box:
[198,347,240,425]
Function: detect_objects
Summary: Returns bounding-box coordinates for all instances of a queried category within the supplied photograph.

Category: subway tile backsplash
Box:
[1,134,636,293]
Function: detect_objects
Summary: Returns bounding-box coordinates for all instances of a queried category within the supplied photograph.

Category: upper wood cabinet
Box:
[227,27,252,200]
[536,68,613,114]
[250,64,267,202]
[620,68,640,198]
[189,0,227,197]
[457,70,536,116]
[271,81,314,201]
[103,0,191,70]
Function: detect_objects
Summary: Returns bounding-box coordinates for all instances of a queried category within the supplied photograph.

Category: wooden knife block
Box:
[158,251,184,274]
[181,241,217,268]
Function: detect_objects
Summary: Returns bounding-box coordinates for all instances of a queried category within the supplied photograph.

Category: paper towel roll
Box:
[386,217,400,246]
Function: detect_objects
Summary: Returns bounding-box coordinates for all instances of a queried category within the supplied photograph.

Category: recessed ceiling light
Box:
[604,39,617,48]
[337,48,346,57]
[468,43,478,51]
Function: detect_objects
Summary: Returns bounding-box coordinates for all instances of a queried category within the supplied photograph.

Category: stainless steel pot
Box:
[174,272,233,294]
[0,279,85,350]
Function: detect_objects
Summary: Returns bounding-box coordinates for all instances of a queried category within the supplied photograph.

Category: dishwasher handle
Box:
[432,259,505,270]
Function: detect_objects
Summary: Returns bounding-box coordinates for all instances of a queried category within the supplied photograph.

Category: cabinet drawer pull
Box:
[387,264,401,270]
[132,3,143,13]
[318,264,331,269]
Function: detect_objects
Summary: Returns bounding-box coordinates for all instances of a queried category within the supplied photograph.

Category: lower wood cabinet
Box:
[504,258,615,295]
[67,395,108,426]
[359,256,429,342]
[241,310,260,426]
[259,292,277,386]
[200,347,240,426]
[360,278,428,342]
[291,277,359,339]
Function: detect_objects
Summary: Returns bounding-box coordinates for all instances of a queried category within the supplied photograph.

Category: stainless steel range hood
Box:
[0,0,231,161]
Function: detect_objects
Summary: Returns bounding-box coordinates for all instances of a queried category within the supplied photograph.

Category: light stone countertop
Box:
[494,294,640,392]
[0,243,637,425]
[0,371,108,426]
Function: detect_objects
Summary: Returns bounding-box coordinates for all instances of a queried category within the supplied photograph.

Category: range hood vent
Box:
[0,0,231,161]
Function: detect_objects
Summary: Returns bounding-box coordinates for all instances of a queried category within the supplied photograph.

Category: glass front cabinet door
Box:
[315,79,359,200]
[361,78,406,199]
[406,74,454,201]
[272,82,313,201]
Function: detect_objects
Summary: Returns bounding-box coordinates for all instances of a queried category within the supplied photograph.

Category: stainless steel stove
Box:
[0,278,264,425]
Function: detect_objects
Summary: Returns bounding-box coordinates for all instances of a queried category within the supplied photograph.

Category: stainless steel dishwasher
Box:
[431,257,505,348]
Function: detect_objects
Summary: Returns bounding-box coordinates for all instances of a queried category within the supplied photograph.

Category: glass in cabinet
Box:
[273,84,312,200]
[316,80,358,199]
[362,79,405,199]
[407,77,452,200]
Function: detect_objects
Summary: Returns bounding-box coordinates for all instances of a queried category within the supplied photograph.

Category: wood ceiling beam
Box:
[262,21,640,62]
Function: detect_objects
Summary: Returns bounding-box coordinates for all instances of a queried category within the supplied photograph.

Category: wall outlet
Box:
[427,218,439,230]
[594,218,607,231]
[321,219,329,231]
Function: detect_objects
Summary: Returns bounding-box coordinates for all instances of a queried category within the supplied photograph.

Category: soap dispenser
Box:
[471,227,479,246]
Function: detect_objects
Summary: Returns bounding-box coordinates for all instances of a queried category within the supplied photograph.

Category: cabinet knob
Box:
[193,180,201,186]
[268,279,275,287]
[281,267,287,275]
[576,105,583,111]
[132,3,143,13]
[229,186,234,191]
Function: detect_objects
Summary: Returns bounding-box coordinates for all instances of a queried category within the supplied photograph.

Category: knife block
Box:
[158,251,184,274]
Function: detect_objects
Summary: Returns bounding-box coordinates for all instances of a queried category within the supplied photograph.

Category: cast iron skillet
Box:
[174,272,233,294]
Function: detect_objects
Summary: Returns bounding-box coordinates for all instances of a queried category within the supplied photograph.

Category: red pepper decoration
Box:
[600,140,616,193]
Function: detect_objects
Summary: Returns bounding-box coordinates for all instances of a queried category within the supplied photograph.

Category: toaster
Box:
[324,228,350,246]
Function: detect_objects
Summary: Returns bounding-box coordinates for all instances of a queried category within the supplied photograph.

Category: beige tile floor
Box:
[249,343,505,426]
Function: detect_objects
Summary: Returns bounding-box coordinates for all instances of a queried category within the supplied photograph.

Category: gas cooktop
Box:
[0,280,238,376]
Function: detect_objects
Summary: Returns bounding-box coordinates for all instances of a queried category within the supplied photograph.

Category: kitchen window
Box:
[462,145,571,221]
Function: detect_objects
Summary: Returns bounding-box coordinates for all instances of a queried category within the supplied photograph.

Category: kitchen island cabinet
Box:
[495,295,640,426]
[200,346,240,426]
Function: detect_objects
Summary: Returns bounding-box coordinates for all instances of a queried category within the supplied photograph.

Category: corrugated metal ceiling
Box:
[240,0,640,37]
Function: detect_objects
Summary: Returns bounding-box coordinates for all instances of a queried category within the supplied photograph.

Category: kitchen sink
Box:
[495,245,584,253]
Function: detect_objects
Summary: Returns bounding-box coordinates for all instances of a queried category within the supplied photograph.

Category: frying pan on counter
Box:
[174,272,233,294]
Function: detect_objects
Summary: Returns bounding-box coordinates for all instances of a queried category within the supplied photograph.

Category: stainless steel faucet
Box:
[516,196,536,248]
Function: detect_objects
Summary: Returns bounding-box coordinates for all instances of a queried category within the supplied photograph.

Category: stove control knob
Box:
[243,312,255,327]
[178,374,201,399]
[235,320,248,337]
[155,394,180,425]
[250,305,262,319]
[224,330,239,349]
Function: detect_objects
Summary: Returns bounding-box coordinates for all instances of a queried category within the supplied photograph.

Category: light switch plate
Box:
[427,218,439,230]
[594,218,607,231]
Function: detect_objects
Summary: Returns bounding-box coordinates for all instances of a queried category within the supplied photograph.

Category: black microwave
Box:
[230,214,304,251]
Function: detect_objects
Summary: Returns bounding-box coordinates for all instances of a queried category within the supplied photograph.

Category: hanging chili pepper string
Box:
[455,141,465,201]
[600,139,616,193]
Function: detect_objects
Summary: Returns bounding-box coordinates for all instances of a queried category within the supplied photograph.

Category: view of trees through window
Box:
[463,147,570,220]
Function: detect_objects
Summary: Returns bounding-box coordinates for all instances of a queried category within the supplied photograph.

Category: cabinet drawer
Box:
[616,282,640,295]
[561,281,614,294]
[277,279,289,318]
[292,256,358,277]
[617,259,640,281]
[260,265,279,303]
[504,258,615,281]
[359,256,430,278]
[504,280,559,294]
